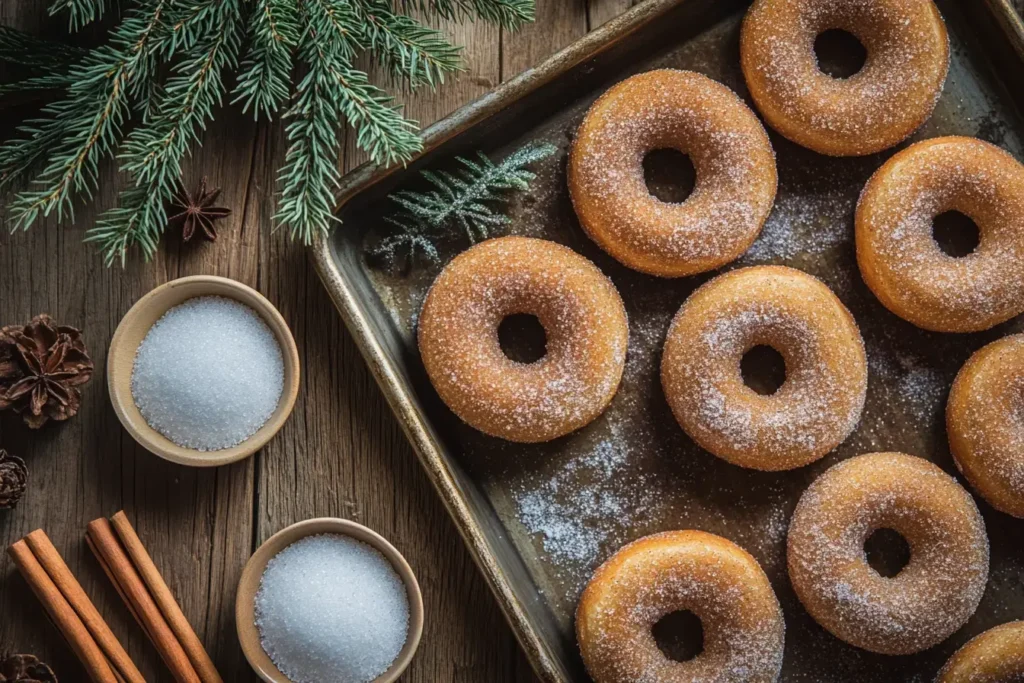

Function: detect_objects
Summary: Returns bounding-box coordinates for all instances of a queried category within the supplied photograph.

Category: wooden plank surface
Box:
[0,1,631,681]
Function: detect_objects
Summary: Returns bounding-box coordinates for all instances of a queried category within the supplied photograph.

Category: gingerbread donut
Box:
[947,334,1024,517]
[660,266,866,471]
[568,69,777,277]
[788,452,989,655]
[937,621,1024,683]
[577,530,785,683]
[417,236,628,443]
[740,0,948,156]
[856,136,1024,332]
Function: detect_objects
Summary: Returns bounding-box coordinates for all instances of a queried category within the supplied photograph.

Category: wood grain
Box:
[0,1,633,681]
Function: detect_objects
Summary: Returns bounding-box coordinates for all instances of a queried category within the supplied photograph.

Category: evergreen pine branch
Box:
[396,0,534,28]
[1,0,170,228]
[86,0,245,264]
[0,73,76,96]
[233,0,299,119]
[275,0,422,244]
[354,1,463,87]
[0,25,86,68]
[0,0,539,263]
[50,0,107,32]
[387,141,555,242]
[367,214,440,269]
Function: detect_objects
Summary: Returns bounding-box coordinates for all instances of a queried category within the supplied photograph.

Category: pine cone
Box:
[0,654,56,682]
[0,450,26,509]
[0,315,93,429]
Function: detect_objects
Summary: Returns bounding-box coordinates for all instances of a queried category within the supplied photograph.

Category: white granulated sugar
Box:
[254,534,410,683]
[514,428,653,580]
[741,189,854,263]
[131,296,285,451]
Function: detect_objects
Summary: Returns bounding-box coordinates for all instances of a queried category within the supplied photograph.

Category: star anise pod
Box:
[167,176,232,242]
[0,654,57,683]
[0,315,93,429]
[0,450,27,509]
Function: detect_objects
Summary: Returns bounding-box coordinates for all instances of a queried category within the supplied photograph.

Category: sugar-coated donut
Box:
[740,0,949,156]
[568,69,777,278]
[577,530,784,683]
[660,266,866,471]
[937,621,1024,683]
[417,236,628,443]
[788,452,989,655]
[947,334,1024,518]
[856,136,1024,332]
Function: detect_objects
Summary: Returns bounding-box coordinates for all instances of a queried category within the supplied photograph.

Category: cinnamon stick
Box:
[23,530,146,683]
[87,518,201,683]
[8,540,119,683]
[110,511,223,683]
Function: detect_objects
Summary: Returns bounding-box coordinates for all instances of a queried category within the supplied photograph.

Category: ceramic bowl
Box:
[235,518,425,683]
[107,275,300,467]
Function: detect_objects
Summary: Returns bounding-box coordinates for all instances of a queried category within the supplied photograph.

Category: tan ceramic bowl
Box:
[236,518,424,683]
[107,275,300,467]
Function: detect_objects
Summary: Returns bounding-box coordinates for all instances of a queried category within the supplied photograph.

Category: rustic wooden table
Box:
[0,1,636,681]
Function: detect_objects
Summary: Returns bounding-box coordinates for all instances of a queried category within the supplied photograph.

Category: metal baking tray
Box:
[312,1,1024,680]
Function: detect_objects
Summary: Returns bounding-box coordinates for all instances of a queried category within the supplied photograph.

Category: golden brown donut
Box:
[856,137,1024,332]
[660,266,866,471]
[937,621,1024,683]
[740,0,949,156]
[947,334,1024,517]
[787,452,989,655]
[577,530,784,683]
[417,236,628,443]
[567,69,777,277]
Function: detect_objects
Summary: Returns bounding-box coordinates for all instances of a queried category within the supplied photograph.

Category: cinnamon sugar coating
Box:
[568,69,777,278]
[856,136,1024,332]
[947,334,1024,517]
[576,530,784,683]
[937,620,1024,683]
[660,266,866,471]
[787,452,989,656]
[741,0,949,156]
[417,237,628,443]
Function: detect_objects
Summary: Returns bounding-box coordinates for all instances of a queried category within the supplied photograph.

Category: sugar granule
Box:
[254,534,410,683]
[131,296,285,451]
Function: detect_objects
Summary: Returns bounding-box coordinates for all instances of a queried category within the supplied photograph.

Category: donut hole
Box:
[652,610,704,662]
[932,210,980,258]
[814,29,868,79]
[864,527,912,578]
[740,345,787,396]
[498,314,547,364]
[643,148,696,204]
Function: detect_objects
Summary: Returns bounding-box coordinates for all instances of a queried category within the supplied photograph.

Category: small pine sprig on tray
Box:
[0,0,536,266]
[370,140,557,270]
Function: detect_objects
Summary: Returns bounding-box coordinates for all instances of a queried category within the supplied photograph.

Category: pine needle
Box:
[371,140,556,268]
[0,25,85,68]
[49,0,107,31]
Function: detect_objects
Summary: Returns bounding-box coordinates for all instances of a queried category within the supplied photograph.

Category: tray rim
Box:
[310,1,1024,680]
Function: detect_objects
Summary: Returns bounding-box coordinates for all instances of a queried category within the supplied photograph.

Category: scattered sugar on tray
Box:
[741,189,854,263]
[867,344,947,422]
[254,534,410,683]
[131,296,284,451]
[514,426,655,582]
